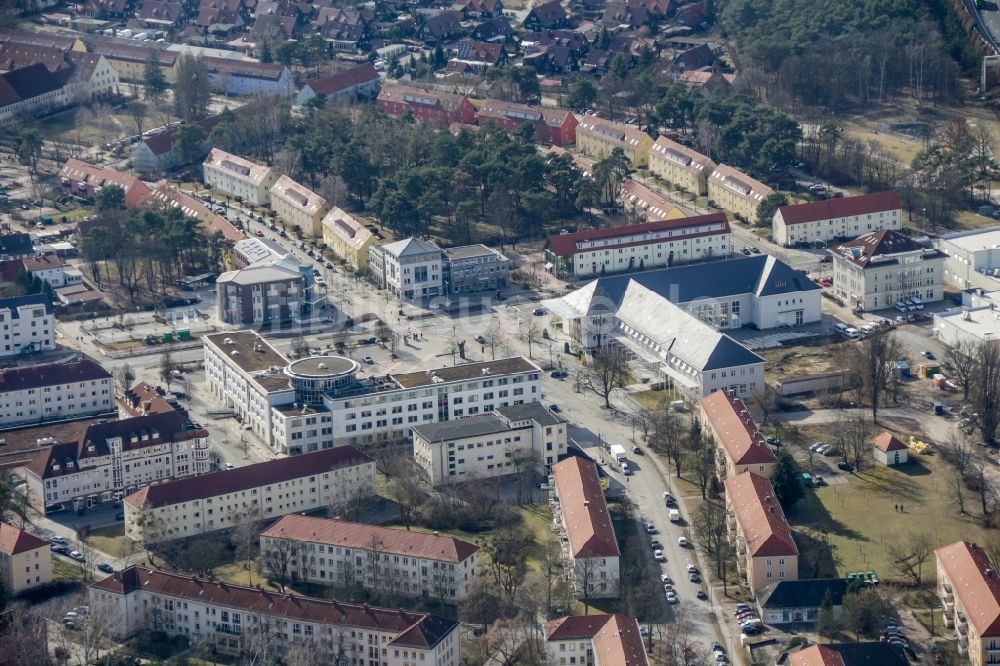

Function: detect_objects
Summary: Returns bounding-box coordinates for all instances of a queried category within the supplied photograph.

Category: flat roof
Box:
[391,357,538,389]
[286,356,358,379]
[203,331,288,374]
[442,243,507,260]
[496,402,565,426]
[935,306,1000,341]
[941,226,1000,253]
[411,413,515,441]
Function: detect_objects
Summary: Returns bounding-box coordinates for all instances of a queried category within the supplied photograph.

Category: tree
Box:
[15,129,42,178]
[229,504,263,585]
[887,532,934,585]
[771,449,805,509]
[567,78,598,111]
[685,422,715,499]
[816,589,837,637]
[261,536,302,591]
[521,321,542,359]
[972,340,1000,444]
[843,588,895,639]
[757,192,789,228]
[0,477,29,527]
[173,54,211,122]
[173,123,208,165]
[837,414,876,472]
[650,410,687,477]
[483,321,504,360]
[585,347,629,409]
[692,500,735,594]
[947,338,979,401]
[143,52,168,105]
[751,382,778,424]
[384,459,427,530]
[95,184,126,211]
[851,329,903,422]
[126,99,147,136]
[159,350,177,391]
[113,363,135,397]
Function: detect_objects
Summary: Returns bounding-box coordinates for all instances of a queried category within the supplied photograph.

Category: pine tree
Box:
[816,589,836,637]
[143,52,168,105]
[771,449,805,509]
[261,41,273,64]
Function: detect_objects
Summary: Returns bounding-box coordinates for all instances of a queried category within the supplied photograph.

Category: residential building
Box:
[368,237,443,301]
[0,29,86,53]
[271,355,542,453]
[648,136,715,196]
[216,264,305,326]
[0,294,56,357]
[0,63,72,126]
[132,115,219,174]
[936,540,1000,666]
[476,99,577,146]
[412,403,567,485]
[202,148,278,206]
[576,117,654,167]
[446,39,507,73]
[24,410,209,514]
[724,472,798,595]
[90,43,179,83]
[295,62,380,106]
[59,158,152,208]
[0,45,118,101]
[524,0,568,29]
[89,566,460,664]
[269,175,329,237]
[544,614,648,666]
[377,84,476,128]
[939,226,1000,290]
[757,579,849,625]
[0,358,113,429]
[321,208,375,271]
[872,432,908,467]
[830,230,945,312]
[787,643,907,666]
[0,233,33,260]
[543,213,732,278]
[0,522,51,595]
[441,244,510,295]
[232,236,294,269]
[708,164,773,224]
[123,446,374,543]
[203,58,294,97]
[700,390,776,481]
[203,331,293,441]
[619,180,687,223]
[551,457,620,599]
[773,191,904,247]
[146,182,245,244]
[460,0,504,17]
[259,515,480,601]
[21,253,67,288]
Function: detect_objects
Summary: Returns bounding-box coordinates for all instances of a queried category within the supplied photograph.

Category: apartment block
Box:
[575,117,653,167]
[773,191,903,247]
[619,180,687,224]
[724,472,798,595]
[412,403,567,485]
[0,522,51,595]
[59,158,152,208]
[90,566,460,665]
[202,148,278,206]
[551,457,620,599]
[0,358,113,428]
[700,390,776,482]
[935,540,1000,666]
[708,164,773,224]
[545,614,648,666]
[269,175,330,238]
[648,136,715,196]
[321,207,375,271]
[376,83,476,128]
[0,294,55,357]
[123,446,374,543]
[476,99,577,146]
[259,515,480,601]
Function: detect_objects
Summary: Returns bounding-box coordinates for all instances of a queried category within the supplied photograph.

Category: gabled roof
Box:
[758,578,849,609]
[59,158,152,208]
[0,358,110,393]
[0,522,48,555]
[147,182,245,243]
[204,148,274,186]
[675,42,715,70]
[305,62,379,96]
[377,83,471,114]
[552,457,620,558]
[576,116,652,150]
[545,614,648,665]
[872,432,907,453]
[832,230,941,268]
[0,28,80,51]
[22,253,64,272]
[321,208,373,251]
[546,212,727,257]
[0,232,32,257]
[724,472,798,558]
[789,643,907,666]
[0,62,70,108]
[477,98,574,128]
[777,191,902,226]
[526,0,568,25]
[700,390,776,466]
[141,115,219,157]
[378,237,441,258]
[270,175,327,217]
[649,136,714,174]
[619,180,683,220]
[709,164,772,204]
[936,540,1000,637]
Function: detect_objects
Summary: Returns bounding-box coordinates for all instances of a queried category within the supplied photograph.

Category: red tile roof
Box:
[700,390,776,466]
[260,515,479,563]
[546,213,729,257]
[552,457,620,558]
[789,645,845,666]
[0,358,111,393]
[619,180,681,220]
[477,98,574,128]
[0,522,48,555]
[147,182,245,243]
[124,446,372,509]
[59,158,152,208]
[832,230,940,268]
[936,540,1000,637]
[377,83,470,114]
[92,565,457,648]
[777,191,902,226]
[545,614,648,665]
[724,472,798,558]
[872,432,907,453]
[306,62,378,96]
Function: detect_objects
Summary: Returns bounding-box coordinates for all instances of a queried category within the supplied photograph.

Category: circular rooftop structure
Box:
[286,355,359,379]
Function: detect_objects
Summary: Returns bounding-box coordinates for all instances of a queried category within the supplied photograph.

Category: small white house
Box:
[873,432,908,466]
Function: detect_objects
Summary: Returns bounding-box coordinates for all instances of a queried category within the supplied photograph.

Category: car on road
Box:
[741,625,762,636]
[922,350,936,359]
[325,261,334,269]
[539,482,550,491]
[653,549,665,562]
[697,590,708,600]
[621,462,631,475]
[766,436,781,447]
[814,475,826,486]
[362,356,375,364]
[650,539,663,550]
[51,535,67,545]
[666,591,678,603]
[224,463,235,470]
[98,563,114,574]
[69,550,85,562]
[644,522,657,534]
[548,404,561,412]
[532,308,546,316]
[838,461,854,472]
[549,370,568,379]
[677,536,688,547]
[255,230,265,237]
[474,335,486,344]
[750,246,761,254]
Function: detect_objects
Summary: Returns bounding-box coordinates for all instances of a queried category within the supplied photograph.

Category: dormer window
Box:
[87,445,95,453]
[66,460,74,468]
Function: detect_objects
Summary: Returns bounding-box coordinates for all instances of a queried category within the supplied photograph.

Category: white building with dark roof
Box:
[202,148,278,205]
[369,237,443,301]
[0,294,56,357]
[0,357,113,428]
[772,191,903,247]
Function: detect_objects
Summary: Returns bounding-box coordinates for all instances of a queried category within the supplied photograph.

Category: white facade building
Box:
[202,148,278,206]
[544,614,649,666]
[772,191,903,247]
[939,226,1000,290]
[90,566,460,665]
[0,358,113,428]
[259,515,480,601]
[369,238,443,301]
[0,294,55,357]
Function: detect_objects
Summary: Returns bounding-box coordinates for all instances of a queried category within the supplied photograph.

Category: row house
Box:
[477,99,577,146]
[259,515,480,601]
[59,158,152,208]
[936,540,1000,666]
[648,136,715,196]
[146,182,245,244]
[123,446,375,543]
[321,207,375,271]
[545,614,648,666]
[0,358,113,429]
[700,389,776,482]
[773,191,903,247]
[0,294,56,358]
[619,180,685,223]
[90,566,460,664]
[724,472,798,596]
[24,409,209,514]
[576,117,654,167]
[0,523,51,596]
[90,43,179,83]
[202,148,278,206]
[295,62,380,106]
[708,164,773,224]
[551,457,621,599]
[269,175,329,238]
[377,84,476,129]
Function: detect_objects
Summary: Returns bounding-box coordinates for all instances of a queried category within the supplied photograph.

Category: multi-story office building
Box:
[259,515,480,601]
[216,264,305,326]
[123,446,374,543]
[202,149,278,206]
[0,294,56,357]
[269,175,330,238]
[940,226,1000,290]
[90,566,461,664]
[831,230,945,312]
[724,471,798,595]
[936,540,1000,666]
[544,614,648,666]
[476,99,577,146]
[575,117,653,167]
[772,191,903,247]
[700,390,776,482]
[321,207,375,271]
[648,136,715,196]
[24,410,209,514]
[551,457,620,599]
[232,236,295,269]
[412,403,567,485]
[369,238,443,301]
[0,522,51,595]
[708,164,774,224]
[0,358,113,429]
[441,244,509,295]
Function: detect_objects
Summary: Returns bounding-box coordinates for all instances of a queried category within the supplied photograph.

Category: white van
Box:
[669,509,680,522]
[845,327,860,339]
[834,323,850,336]
[895,301,908,313]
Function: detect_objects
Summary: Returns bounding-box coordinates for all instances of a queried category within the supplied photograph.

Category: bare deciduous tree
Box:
[230,504,263,585]
[851,330,904,422]
[113,362,135,397]
[521,321,542,359]
[649,409,687,477]
[972,340,1000,445]
[887,532,934,585]
[483,321,504,360]
[692,499,735,594]
[837,413,877,472]
[585,347,629,409]
[947,338,979,401]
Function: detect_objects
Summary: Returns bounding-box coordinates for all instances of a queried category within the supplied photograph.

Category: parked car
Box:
[548,404,561,412]
[645,522,658,534]
[677,536,688,547]
[689,572,701,583]
[474,335,486,344]
[838,461,855,472]
[69,550,85,562]
[362,355,375,365]
[687,564,698,573]
[97,563,114,573]
[666,591,678,603]
[660,574,673,584]
[810,442,826,452]
[697,590,708,600]
[224,463,235,470]
[532,308,546,316]
[654,549,665,562]
[650,539,663,550]
[922,350,936,359]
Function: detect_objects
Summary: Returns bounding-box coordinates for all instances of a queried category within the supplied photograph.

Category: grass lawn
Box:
[631,388,685,412]
[87,524,137,559]
[213,560,265,587]
[786,454,992,582]
[955,209,999,230]
[53,558,83,583]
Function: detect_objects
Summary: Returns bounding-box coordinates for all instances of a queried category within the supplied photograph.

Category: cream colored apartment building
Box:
[123,446,374,543]
[0,522,51,595]
[321,207,375,270]
[269,175,329,237]
[202,149,278,206]
[544,614,649,666]
[936,540,1000,666]
[708,164,773,224]
[648,136,715,196]
[700,390,776,482]
[575,117,654,167]
[259,515,480,601]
